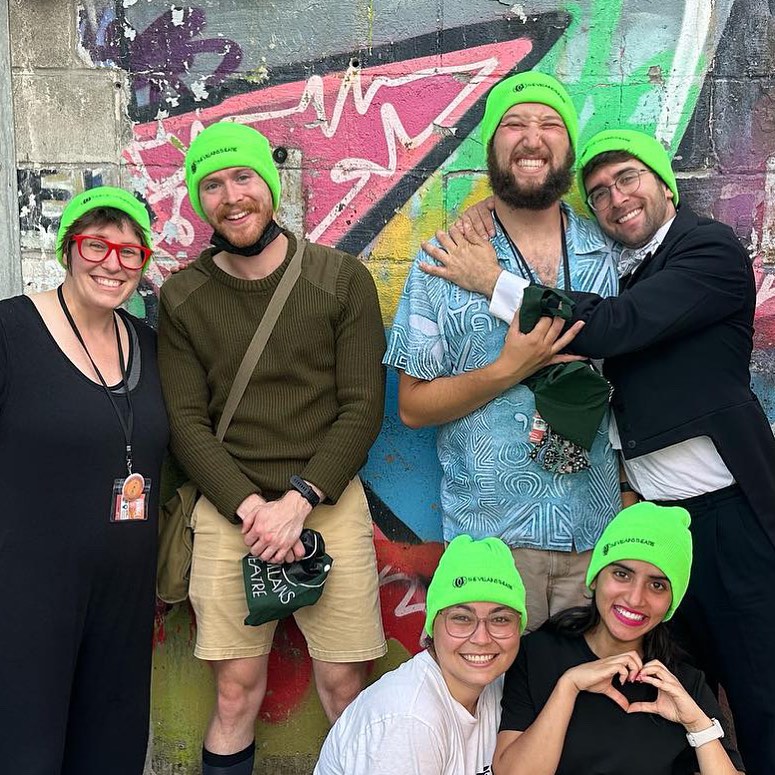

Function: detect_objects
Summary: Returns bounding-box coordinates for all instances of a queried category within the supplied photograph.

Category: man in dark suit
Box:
[435,128,775,774]
[560,130,775,775]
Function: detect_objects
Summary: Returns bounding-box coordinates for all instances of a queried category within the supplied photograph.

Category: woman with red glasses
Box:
[0,186,168,774]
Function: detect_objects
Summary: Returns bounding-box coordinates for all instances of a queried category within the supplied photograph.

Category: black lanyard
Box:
[57,285,135,475]
[493,209,572,292]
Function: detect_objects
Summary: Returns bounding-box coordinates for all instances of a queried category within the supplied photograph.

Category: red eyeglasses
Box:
[71,234,153,271]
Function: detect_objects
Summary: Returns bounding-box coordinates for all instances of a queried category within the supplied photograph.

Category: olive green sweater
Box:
[157,232,386,522]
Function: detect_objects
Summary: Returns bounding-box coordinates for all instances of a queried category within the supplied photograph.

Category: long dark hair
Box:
[543,597,682,670]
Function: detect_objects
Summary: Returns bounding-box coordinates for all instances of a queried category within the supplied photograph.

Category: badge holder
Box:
[111,471,152,522]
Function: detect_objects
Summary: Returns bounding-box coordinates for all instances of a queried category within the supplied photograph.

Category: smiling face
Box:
[64,219,145,313]
[488,103,574,210]
[198,166,274,249]
[584,157,676,248]
[431,602,521,712]
[588,560,672,654]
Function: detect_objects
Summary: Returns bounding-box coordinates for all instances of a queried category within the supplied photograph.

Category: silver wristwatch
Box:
[685,718,724,748]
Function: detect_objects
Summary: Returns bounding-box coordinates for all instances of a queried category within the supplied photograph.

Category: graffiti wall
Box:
[11,0,775,770]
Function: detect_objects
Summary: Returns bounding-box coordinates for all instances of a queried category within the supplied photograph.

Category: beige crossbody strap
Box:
[215,239,306,442]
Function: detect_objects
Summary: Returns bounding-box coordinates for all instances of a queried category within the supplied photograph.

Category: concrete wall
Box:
[6,0,775,772]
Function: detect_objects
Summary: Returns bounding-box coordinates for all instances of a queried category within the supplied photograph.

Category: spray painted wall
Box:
[9,0,775,771]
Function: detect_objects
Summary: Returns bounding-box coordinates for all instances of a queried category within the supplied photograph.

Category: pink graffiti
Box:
[126,37,534,284]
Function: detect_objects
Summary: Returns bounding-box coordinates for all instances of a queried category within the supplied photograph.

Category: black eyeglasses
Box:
[586,169,653,212]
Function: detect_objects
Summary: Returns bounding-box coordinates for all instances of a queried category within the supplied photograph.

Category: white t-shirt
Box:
[314,650,502,775]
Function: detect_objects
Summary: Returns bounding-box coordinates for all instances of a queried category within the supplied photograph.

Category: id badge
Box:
[528,411,548,445]
[111,472,151,522]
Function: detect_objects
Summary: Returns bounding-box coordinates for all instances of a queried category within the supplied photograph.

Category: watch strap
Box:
[289,475,321,508]
[685,718,724,748]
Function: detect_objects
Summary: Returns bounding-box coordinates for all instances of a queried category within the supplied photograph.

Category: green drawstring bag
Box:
[520,286,610,452]
[242,529,333,627]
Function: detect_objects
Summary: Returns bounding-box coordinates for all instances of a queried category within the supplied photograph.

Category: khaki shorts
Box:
[189,477,387,663]
[510,547,592,633]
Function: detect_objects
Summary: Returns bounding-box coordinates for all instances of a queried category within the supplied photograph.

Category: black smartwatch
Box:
[619,481,636,494]
[289,475,321,508]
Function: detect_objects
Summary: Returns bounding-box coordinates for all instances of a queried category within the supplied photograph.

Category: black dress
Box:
[0,295,169,775]
[500,627,745,774]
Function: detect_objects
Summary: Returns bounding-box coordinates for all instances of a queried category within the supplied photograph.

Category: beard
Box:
[212,201,273,248]
[487,143,575,211]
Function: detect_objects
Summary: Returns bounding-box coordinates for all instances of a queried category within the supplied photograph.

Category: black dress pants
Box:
[659,485,775,775]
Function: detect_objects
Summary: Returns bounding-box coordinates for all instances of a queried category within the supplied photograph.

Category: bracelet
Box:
[619,481,636,494]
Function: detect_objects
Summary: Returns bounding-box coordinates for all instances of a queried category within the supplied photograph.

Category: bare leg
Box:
[204,655,270,753]
[312,659,368,723]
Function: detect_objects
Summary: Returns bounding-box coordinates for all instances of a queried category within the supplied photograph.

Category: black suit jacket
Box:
[564,206,775,543]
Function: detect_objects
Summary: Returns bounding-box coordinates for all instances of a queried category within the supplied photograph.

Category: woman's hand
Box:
[628,660,711,731]
[420,221,501,297]
[561,651,643,712]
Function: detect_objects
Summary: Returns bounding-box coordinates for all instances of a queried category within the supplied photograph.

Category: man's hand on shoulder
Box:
[420,217,501,298]
[456,195,497,240]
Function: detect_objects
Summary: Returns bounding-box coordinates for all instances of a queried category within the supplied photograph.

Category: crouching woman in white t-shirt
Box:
[314,535,527,775]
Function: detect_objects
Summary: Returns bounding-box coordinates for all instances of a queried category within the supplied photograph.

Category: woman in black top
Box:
[494,502,744,775]
[0,187,169,775]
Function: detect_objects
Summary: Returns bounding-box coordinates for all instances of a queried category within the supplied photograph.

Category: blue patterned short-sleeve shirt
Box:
[384,204,620,550]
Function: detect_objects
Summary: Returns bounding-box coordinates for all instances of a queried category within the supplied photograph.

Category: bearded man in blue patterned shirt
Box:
[384,72,620,631]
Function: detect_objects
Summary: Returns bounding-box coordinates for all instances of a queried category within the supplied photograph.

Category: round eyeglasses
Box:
[440,607,520,639]
[71,234,152,271]
[586,168,653,212]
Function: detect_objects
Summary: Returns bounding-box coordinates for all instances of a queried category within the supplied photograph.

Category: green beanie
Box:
[577,129,679,212]
[586,502,692,621]
[480,71,578,152]
[185,122,282,220]
[425,535,527,636]
[56,186,152,268]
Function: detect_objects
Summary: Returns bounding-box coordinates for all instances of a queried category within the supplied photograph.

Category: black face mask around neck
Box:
[209,219,283,257]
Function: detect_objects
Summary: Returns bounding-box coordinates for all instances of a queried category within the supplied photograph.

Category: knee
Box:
[316,668,366,719]
[214,673,266,724]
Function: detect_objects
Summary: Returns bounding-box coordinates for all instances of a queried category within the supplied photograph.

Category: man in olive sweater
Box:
[158,122,387,775]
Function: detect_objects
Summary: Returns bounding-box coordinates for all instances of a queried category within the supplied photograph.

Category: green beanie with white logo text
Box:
[424,535,527,636]
[480,71,579,152]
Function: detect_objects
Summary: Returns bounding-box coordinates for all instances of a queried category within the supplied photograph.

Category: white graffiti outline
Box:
[128,57,501,249]
[233,59,499,240]
[656,0,734,147]
[378,564,427,619]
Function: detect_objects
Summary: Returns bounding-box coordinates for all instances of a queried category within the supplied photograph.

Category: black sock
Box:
[202,740,255,775]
